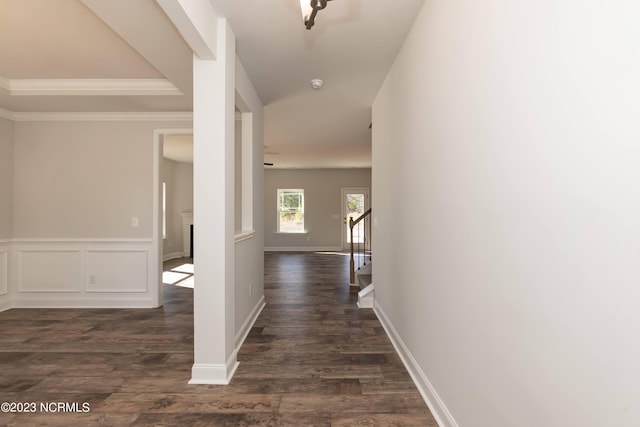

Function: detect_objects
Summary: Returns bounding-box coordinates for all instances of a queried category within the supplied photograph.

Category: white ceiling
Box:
[0,0,425,168]
[164,134,194,164]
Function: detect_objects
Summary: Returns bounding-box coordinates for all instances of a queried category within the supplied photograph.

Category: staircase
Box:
[349,209,374,307]
[355,261,372,288]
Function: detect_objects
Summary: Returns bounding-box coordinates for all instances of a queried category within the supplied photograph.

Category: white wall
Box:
[0,118,14,239]
[162,158,193,259]
[264,168,371,250]
[373,1,640,426]
[0,118,13,310]
[234,57,265,348]
[8,119,190,308]
[173,161,194,254]
[162,158,176,256]
[13,121,191,238]
[235,117,242,233]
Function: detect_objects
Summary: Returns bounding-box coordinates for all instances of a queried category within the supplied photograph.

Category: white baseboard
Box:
[189,296,265,386]
[0,297,11,312]
[163,252,185,261]
[374,301,458,427]
[12,296,158,309]
[235,296,265,350]
[189,351,239,385]
[264,246,343,252]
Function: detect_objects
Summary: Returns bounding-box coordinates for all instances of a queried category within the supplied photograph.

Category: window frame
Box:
[277,188,305,233]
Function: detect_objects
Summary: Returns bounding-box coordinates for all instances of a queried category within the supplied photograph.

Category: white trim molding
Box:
[12,238,153,245]
[235,296,265,350]
[0,301,10,312]
[374,301,459,427]
[234,230,255,243]
[0,241,11,312]
[11,111,193,122]
[10,238,160,309]
[17,249,83,293]
[189,351,240,385]
[7,79,182,96]
[163,252,185,262]
[0,245,9,297]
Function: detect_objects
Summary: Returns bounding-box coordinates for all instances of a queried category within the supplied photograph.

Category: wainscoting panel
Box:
[18,250,82,293]
[85,249,148,293]
[11,240,157,308]
[0,247,8,296]
[0,241,10,311]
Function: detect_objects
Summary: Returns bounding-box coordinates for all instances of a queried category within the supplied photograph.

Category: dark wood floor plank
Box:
[332,413,439,426]
[97,393,282,414]
[0,253,434,425]
[1,413,140,427]
[132,412,331,427]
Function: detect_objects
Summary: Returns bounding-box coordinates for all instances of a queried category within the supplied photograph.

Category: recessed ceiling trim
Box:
[6,79,183,96]
[10,111,193,122]
[0,108,14,121]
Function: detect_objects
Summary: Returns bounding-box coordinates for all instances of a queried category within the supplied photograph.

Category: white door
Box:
[342,188,369,250]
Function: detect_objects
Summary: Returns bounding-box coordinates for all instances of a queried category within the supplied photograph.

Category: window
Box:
[277,189,304,233]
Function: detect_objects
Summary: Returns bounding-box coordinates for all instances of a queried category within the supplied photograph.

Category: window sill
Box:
[234,230,255,243]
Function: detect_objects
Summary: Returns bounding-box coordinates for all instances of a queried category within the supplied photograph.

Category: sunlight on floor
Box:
[172,263,194,274]
[176,276,194,289]
[162,271,190,285]
[163,260,194,288]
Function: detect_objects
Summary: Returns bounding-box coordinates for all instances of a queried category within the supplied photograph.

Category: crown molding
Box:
[6,79,183,96]
[0,74,190,121]
[10,111,193,122]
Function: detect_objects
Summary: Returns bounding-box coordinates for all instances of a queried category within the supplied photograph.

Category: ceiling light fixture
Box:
[300,0,332,30]
[310,79,324,89]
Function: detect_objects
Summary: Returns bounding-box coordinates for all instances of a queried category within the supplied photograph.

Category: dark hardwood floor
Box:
[0,252,436,426]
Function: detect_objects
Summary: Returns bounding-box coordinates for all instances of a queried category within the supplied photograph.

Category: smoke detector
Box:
[310,79,324,89]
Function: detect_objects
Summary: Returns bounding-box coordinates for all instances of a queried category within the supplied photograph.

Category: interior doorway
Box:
[153,128,193,308]
[341,188,369,250]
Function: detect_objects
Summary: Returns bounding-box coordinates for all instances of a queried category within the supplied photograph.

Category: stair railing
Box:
[349,208,372,285]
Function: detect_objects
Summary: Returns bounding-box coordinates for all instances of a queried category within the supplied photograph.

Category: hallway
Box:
[0,253,435,426]
[239,251,436,425]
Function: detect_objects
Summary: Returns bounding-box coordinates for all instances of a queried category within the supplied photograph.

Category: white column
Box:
[189,18,237,384]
